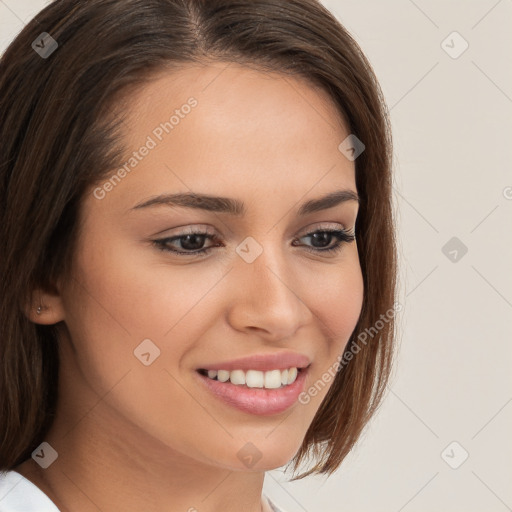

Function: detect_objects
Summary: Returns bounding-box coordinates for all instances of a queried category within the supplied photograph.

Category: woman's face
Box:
[55,62,364,472]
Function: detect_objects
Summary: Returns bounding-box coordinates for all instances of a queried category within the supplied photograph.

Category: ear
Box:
[24,285,66,325]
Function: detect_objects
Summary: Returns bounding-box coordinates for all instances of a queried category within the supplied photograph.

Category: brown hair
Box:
[0,0,397,480]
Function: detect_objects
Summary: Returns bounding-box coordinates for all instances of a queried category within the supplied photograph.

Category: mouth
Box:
[196,366,308,390]
[195,364,311,416]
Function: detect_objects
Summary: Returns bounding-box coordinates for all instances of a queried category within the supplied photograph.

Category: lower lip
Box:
[195,367,309,416]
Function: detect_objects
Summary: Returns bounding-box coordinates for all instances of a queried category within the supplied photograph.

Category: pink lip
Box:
[196,351,311,372]
[196,366,309,416]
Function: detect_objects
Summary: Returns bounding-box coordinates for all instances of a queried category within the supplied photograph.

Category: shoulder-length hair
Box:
[0,0,397,480]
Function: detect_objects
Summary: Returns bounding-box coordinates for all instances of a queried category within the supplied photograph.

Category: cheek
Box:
[65,233,203,339]
[58,240,226,449]
[293,258,363,415]
[61,235,229,381]
[306,257,364,356]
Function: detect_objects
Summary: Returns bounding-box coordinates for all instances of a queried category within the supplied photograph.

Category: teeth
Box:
[230,370,246,385]
[287,367,298,385]
[246,370,264,388]
[203,367,300,389]
[217,370,230,382]
[264,369,282,389]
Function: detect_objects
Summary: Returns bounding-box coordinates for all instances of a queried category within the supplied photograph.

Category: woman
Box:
[0,0,397,511]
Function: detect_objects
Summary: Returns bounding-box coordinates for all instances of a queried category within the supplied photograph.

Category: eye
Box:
[152,226,356,257]
[153,229,221,256]
[293,228,356,255]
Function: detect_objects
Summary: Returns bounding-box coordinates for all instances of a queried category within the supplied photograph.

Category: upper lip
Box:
[197,352,312,372]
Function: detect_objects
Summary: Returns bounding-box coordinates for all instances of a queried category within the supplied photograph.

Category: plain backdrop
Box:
[1,1,511,511]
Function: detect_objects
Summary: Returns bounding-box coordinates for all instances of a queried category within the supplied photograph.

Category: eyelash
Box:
[152,227,356,257]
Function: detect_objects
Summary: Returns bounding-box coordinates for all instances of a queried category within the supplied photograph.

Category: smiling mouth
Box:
[195,364,310,415]
[196,366,307,390]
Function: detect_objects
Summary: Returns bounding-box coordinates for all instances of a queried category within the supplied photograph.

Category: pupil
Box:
[311,232,331,248]
[182,234,204,250]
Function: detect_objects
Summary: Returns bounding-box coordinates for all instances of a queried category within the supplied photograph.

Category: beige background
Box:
[1,1,511,511]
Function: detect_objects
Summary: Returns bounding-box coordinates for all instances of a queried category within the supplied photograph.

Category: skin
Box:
[17,62,364,512]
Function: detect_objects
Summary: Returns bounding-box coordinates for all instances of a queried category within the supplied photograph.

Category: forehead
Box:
[92,62,356,214]
[118,62,350,152]
[122,62,347,130]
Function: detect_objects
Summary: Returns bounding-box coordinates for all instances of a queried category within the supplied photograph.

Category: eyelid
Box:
[296,221,349,236]
[153,224,217,237]
[154,221,350,239]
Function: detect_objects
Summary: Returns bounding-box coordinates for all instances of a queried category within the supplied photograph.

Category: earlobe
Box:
[24,288,66,325]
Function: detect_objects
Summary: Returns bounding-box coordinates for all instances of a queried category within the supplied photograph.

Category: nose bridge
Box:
[238,231,292,299]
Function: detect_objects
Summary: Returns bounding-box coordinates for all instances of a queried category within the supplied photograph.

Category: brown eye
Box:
[293,229,355,254]
[153,231,221,256]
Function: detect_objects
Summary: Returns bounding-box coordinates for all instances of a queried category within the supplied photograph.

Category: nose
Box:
[226,243,312,342]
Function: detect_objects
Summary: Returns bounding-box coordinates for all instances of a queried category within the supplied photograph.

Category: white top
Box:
[1,470,287,512]
[265,494,288,512]
[0,470,60,511]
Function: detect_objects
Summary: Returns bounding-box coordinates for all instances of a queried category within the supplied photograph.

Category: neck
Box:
[17,406,270,512]
[15,362,270,512]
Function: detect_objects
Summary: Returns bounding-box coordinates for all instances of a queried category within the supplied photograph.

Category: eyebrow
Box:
[131,189,360,216]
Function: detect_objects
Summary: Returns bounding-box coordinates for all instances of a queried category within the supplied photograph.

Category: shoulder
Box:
[0,470,60,511]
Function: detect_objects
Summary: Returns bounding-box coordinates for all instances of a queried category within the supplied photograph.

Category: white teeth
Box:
[217,370,230,382]
[229,369,246,386]
[287,367,298,385]
[203,367,300,389]
[264,370,282,389]
[245,370,264,388]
